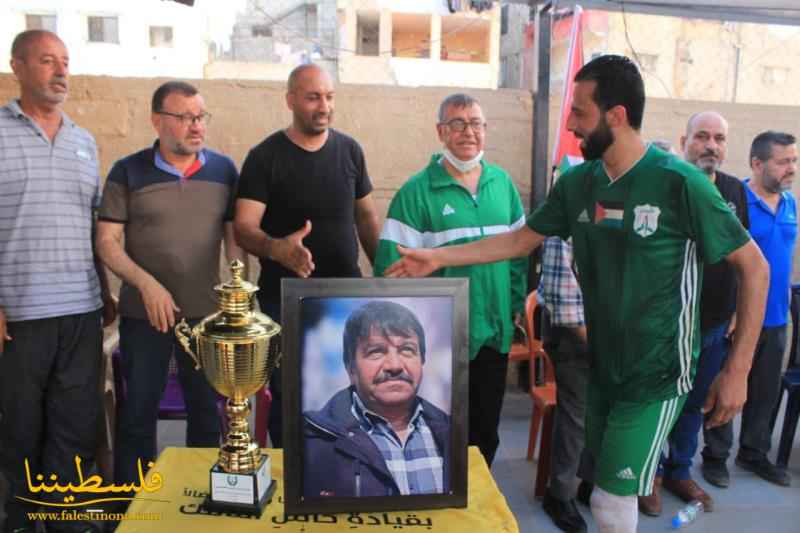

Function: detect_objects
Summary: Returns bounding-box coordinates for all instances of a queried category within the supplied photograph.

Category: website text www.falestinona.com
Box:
[27,509,162,522]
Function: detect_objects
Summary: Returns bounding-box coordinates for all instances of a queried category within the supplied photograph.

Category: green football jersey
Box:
[527,145,750,401]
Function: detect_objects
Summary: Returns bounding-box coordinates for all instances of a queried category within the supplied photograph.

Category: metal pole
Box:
[531,2,552,211]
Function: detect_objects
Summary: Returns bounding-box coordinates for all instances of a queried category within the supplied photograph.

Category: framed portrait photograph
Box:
[281,278,469,515]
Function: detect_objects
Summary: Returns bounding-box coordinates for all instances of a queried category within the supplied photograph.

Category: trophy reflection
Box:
[175,259,281,517]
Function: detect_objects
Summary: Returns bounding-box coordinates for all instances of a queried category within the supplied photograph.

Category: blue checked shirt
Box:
[350,392,444,495]
[537,236,585,327]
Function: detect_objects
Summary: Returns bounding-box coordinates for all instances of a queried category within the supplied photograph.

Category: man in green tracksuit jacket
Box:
[374,93,528,467]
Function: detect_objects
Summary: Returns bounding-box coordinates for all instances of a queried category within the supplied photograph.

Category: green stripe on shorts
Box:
[586,383,687,496]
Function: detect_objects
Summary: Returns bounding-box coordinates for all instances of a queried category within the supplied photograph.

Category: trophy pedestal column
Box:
[204,455,276,517]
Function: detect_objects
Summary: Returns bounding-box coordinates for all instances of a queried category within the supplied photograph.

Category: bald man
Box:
[0,30,115,532]
[639,111,750,516]
[234,64,380,447]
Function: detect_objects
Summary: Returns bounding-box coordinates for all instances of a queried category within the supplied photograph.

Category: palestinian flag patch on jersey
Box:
[594,200,625,228]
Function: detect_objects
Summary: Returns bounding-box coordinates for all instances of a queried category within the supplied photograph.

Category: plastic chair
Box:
[520,291,557,499]
[770,284,800,468]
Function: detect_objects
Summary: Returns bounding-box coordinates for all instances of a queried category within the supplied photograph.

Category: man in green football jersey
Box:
[384,55,769,533]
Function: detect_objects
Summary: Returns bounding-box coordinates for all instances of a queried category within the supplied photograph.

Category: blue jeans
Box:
[659,322,730,480]
[114,317,221,487]
[703,324,787,462]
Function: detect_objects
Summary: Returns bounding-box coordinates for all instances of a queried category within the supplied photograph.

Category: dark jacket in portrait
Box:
[302,387,450,498]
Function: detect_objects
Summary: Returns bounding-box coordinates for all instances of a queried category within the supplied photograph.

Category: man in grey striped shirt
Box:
[0,30,114,533]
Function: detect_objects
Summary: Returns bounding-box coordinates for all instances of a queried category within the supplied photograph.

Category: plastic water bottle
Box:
[671,500,703,529]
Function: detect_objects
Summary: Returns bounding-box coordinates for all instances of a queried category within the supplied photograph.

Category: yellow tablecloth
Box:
[117,446,518,532]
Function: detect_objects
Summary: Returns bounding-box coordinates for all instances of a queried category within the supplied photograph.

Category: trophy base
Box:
[204,454,276,518]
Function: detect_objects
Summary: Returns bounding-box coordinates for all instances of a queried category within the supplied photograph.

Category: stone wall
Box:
[3,73,800,278]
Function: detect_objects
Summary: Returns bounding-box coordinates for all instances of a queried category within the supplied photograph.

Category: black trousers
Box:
[703,325,787,462]
[0,309,103,532]
[468,346,508,467]
[547,330,591,500]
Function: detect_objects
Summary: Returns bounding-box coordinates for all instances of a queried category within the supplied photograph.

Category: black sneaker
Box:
[576,480,594,507]
[701,458,730,488]
[542,490,587,533]
[735,455,791,487]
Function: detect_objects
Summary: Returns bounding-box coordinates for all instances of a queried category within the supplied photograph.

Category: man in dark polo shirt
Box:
[234,64,381,447]
[639,111,750,516]
[96,81,246,494]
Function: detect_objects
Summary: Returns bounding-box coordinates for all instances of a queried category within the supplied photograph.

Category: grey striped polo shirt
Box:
[0,100,102,322]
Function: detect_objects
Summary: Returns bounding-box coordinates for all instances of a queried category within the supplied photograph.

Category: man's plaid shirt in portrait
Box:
[351,391,444,495]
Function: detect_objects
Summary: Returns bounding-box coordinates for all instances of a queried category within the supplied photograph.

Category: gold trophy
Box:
[175,259,281,517]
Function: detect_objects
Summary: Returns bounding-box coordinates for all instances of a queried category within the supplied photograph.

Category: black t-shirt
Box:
[237,129,373,300]
[700,170,750,331]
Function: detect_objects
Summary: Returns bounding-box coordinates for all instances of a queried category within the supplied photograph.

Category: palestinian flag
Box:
[594,201,624,228]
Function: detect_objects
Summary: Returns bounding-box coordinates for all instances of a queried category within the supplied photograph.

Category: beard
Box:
[296,110,333,136]
[693,152,720,175]
[579,117,615,160]
[764,172,793,193]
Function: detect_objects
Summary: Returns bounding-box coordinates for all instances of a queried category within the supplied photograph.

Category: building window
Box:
[88,16,119,44]
[501,5,509,35]
[26,14,57,32]
[150,26,174,47]
[252,24,272,37]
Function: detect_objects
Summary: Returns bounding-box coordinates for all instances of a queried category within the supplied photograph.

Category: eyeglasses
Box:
[442,118,486,133]
[156,111,212,126]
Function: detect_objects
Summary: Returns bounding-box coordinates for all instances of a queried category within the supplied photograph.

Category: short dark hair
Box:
[151,81,199,113]
[750,130,796,163]
[438,93,480,123]
[342,301,426,370]
[11,30,61,61]
[574,54,645,130]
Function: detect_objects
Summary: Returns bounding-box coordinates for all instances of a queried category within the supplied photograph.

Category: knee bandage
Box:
[590,486,638,533]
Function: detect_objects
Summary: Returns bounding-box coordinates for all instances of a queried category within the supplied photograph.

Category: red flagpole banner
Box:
[551,5,585,181]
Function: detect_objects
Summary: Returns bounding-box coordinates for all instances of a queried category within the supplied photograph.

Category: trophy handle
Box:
[175,319,201,370]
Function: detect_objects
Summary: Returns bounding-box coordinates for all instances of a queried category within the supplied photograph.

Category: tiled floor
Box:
[493,389,800,533]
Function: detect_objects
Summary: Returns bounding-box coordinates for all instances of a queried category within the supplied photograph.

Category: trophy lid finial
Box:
[230,259,244,285]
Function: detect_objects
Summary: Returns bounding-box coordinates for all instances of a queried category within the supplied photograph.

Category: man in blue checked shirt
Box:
[303,301,450,497]
[539,236,593,533]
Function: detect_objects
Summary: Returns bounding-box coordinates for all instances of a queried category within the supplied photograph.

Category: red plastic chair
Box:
[521,292,557,499]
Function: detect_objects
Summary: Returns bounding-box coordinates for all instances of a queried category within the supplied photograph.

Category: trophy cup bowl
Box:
[175,259,281,517]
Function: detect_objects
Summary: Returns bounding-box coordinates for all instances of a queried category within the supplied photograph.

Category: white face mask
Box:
[442,148,484,173]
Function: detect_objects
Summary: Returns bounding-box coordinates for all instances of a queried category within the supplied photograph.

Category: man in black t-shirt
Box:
[234,64,381,447]
[640,111,750,516]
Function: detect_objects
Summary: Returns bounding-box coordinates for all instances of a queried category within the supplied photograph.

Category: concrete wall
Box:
[3,73,799,276]
[0,74,532,278]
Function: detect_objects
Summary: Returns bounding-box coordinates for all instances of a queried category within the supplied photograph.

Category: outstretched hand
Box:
[702,367,748,429]
[274,220,315,278]
[383,245,440,278]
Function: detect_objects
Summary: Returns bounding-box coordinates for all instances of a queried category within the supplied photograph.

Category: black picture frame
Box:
[281,278,469,515]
